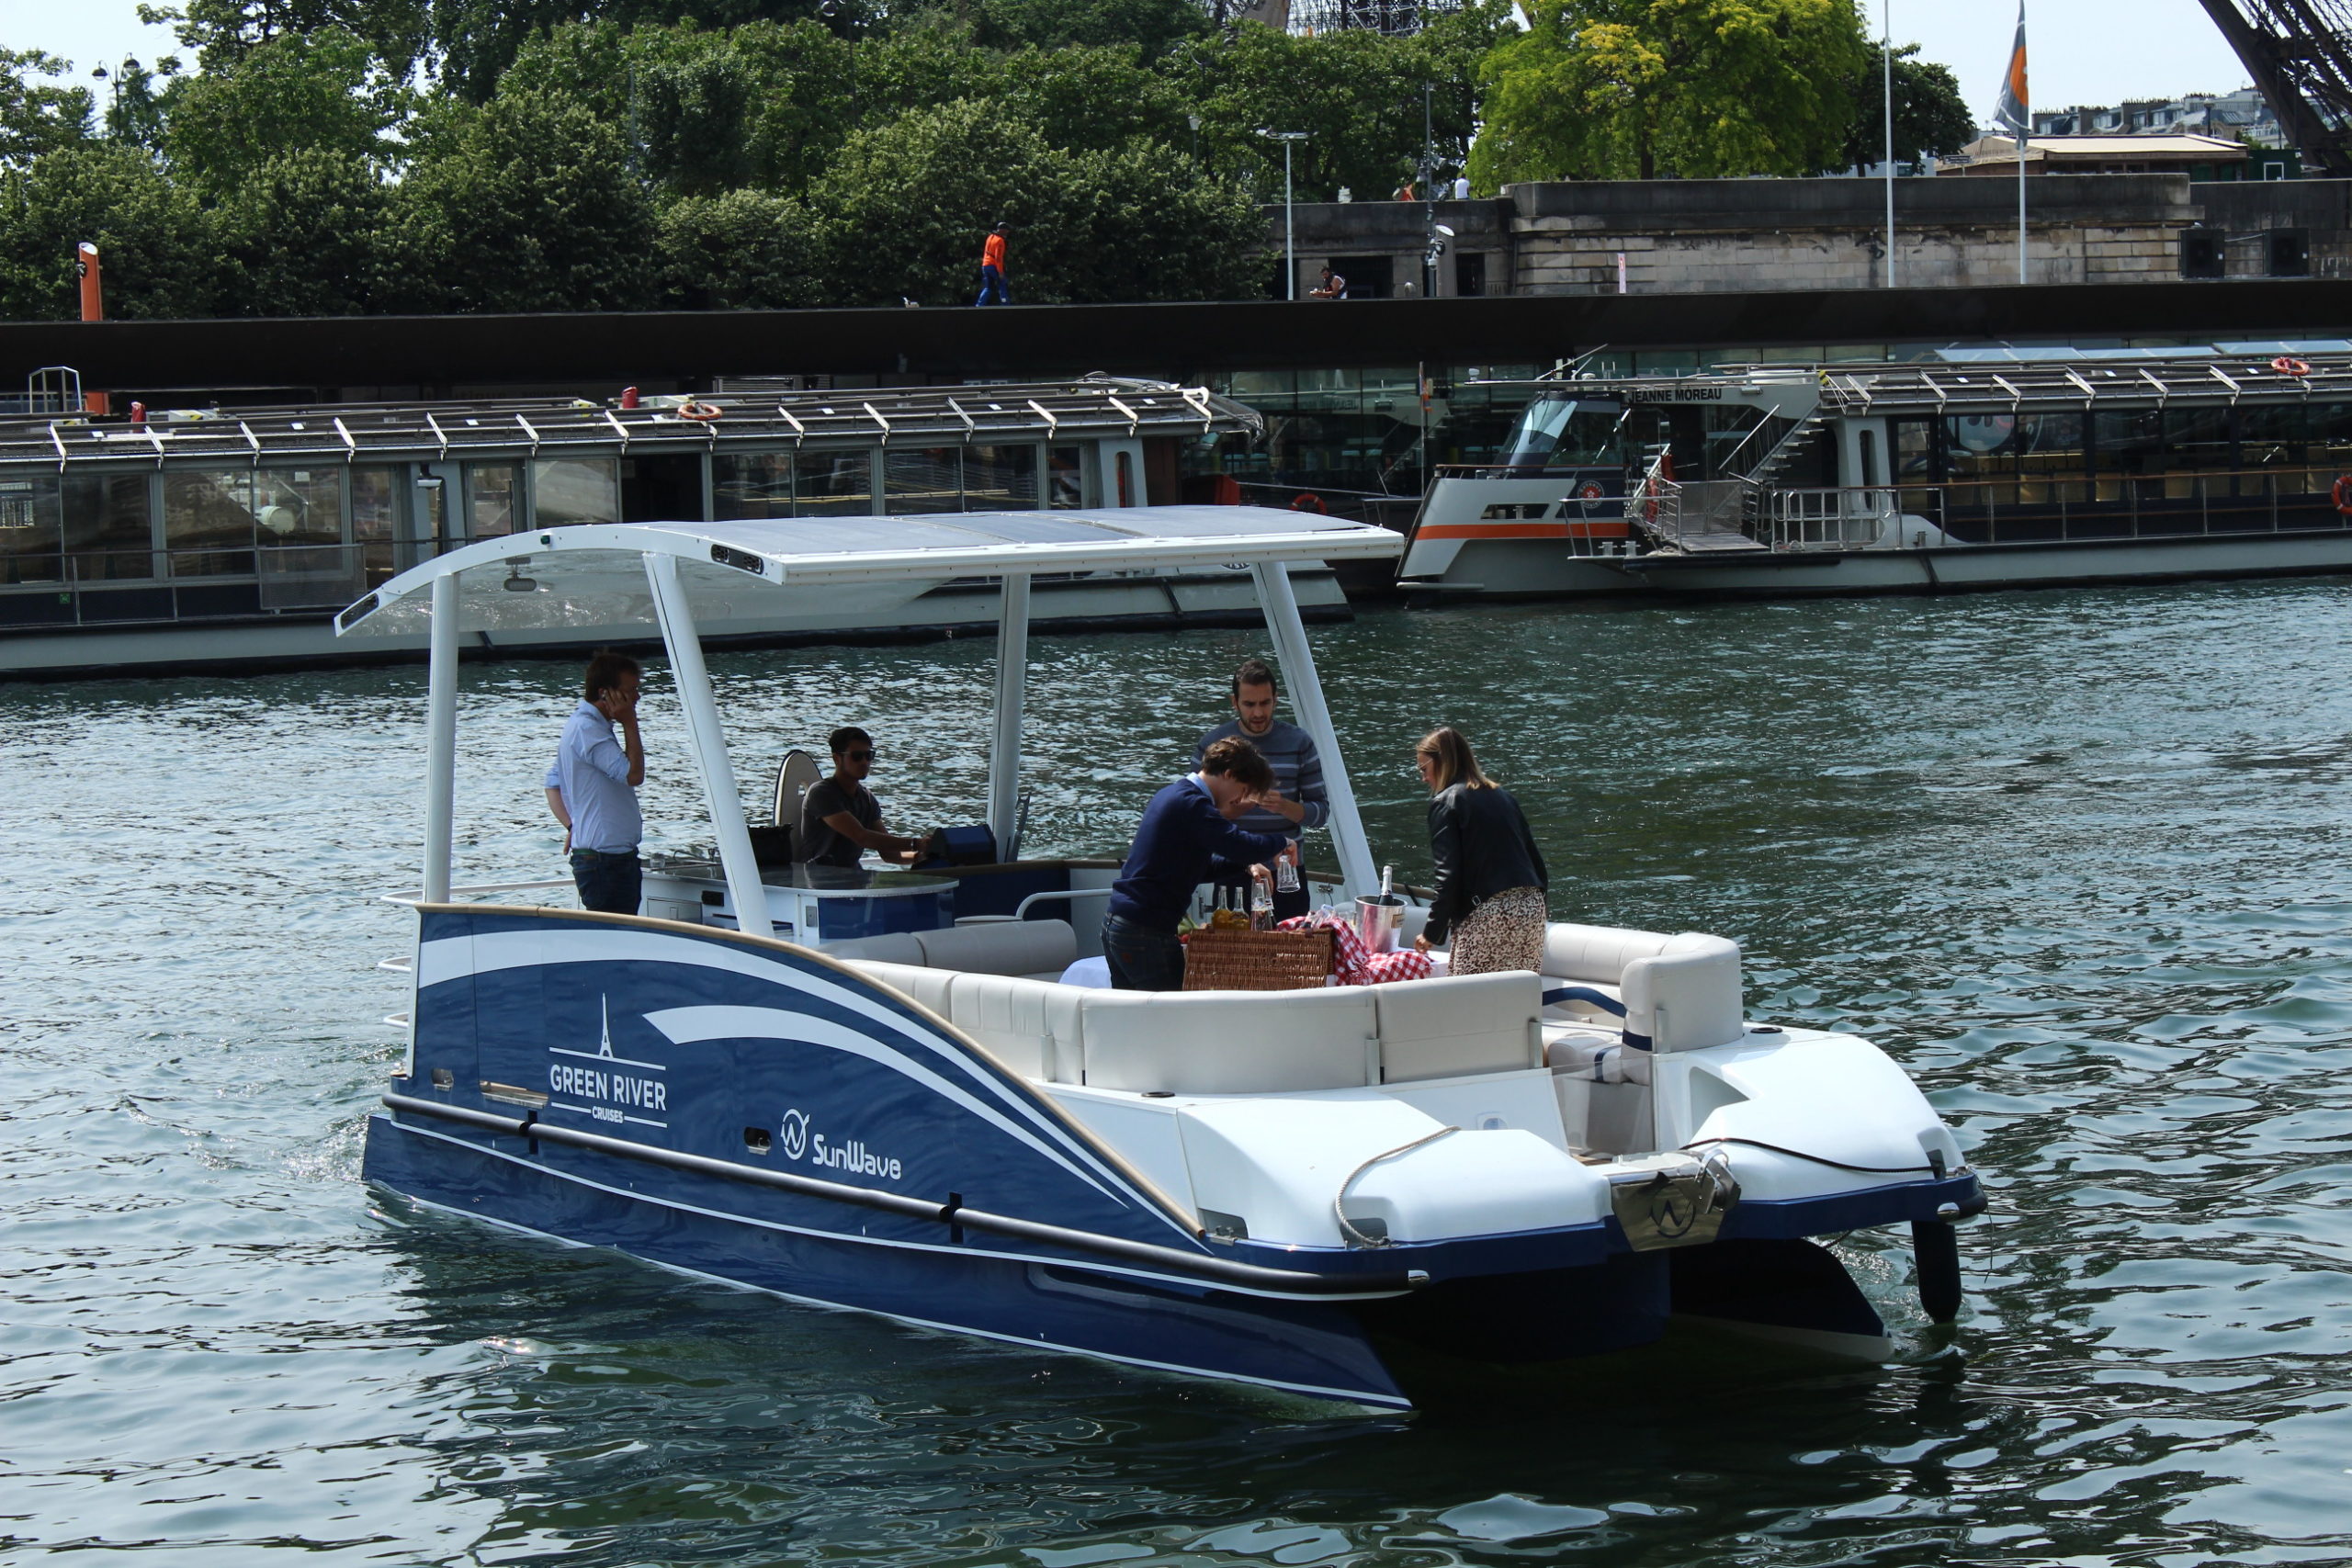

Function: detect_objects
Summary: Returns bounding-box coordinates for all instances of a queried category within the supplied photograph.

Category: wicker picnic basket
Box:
[1181,926,1338,991]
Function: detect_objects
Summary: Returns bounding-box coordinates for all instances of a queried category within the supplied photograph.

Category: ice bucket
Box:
[1355,894,1405,954]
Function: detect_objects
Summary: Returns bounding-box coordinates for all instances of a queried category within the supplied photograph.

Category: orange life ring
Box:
[2332,474,2352,514]
[1289,492,1328,514]
[677,399,724,423]
[2272,355,2312,378]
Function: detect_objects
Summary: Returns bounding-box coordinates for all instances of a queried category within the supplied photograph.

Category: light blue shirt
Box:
[545,700,641,853]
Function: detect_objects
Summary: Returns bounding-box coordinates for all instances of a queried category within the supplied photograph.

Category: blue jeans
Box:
[571,848,641,916]
[1101,912,1184,991]
[974,265,1008,307]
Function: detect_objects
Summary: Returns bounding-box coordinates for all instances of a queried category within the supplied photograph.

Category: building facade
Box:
[1266,175,2352,299]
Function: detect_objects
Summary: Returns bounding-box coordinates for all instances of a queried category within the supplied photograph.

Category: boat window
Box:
[965,444,1038,509]
[351,468,400,586]
[525,458,611,531]
[2236,403,2306,468]
[63,472,153,581]
[713,453,792,520]
[1856,428,1878,487]
[467,464,521,537]
[794,449,873,516]
[2092,410,2164,473]
[1499,396,1625,469]
[2165,407,2230,479]
[163,469,260,578]
[2015,413,2086,501]
[0,475,62,585]
[2310,402,2352,469]
[1893,418,1936,482]
[1047,446,1086,507]
[886,447,964,514]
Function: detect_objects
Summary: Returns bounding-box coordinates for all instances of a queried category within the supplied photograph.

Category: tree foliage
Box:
[1471,0,1871,187]
[164,28,408,188]
[1840,43,1975,171]
[0,50,96,168]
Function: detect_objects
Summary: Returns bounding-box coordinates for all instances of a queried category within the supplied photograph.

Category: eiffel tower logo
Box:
[597,995,616,1059]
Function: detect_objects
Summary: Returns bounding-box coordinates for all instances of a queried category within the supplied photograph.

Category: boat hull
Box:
[364,1111,1414,1408]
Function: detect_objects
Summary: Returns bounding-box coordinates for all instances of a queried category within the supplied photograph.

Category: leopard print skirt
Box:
[1445,886,1548,976]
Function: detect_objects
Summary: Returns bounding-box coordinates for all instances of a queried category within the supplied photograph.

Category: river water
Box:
[7,582,2351,1566]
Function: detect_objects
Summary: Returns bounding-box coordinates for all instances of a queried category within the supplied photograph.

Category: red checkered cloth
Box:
[1278,913,1432,985]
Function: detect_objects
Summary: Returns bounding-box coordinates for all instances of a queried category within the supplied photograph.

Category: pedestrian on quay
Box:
[1412,725,1548,975]
[975,223,1010,307]
[544,650,647,917]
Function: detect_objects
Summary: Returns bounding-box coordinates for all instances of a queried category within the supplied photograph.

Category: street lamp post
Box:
[1258,129,1307,300]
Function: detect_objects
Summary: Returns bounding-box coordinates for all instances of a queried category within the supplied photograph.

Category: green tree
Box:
[219,148,387,313]
[0,49,96,168]
[1470,0,1871,187]
[1838,42,1974,171]
[137,1,433,78]
[378,88,660,311]
[1003,44,1186,153]
[427,1,839,102]
[970,0,1207,57]
[0,143,223,319]
[102,57,181,152]
[810,98,1260,305]
[164,28,408,188]
[657,186,824,307]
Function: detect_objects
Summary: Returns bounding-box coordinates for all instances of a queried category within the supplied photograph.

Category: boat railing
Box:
[1869,464,2350,547]
[1758,487,1907,550]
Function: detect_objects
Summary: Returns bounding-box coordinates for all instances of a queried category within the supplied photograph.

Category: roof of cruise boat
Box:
[335,506,1402,637]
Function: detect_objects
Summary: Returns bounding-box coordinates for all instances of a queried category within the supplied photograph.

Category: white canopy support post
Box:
[987,573,1031,854]
[422,570,459,902]
[643,551,772,939]
[1250,560,1376,899]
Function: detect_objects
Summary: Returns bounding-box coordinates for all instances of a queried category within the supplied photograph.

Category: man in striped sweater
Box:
[1194,657,1328,921]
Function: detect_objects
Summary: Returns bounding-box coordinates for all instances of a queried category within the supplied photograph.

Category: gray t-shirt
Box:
[799,776,880,867]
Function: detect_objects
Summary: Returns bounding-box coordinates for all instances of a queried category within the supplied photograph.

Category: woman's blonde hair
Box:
[1417,726,1493,791]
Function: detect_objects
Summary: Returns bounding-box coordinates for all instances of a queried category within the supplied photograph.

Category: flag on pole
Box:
[1995,4,2030,135]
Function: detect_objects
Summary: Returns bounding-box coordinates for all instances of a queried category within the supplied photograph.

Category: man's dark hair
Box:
[829,726,873,757]
[1231,657,1278,699]
[1200,735,1273,792]
[582,650,639,702]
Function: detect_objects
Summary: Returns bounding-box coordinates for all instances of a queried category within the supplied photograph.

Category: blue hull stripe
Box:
[423,925,1175,1229]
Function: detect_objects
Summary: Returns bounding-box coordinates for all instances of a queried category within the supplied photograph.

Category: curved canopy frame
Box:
[356,508,1404,933]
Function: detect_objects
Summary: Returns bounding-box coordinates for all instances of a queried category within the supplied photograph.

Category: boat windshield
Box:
[1500,396,1626,469]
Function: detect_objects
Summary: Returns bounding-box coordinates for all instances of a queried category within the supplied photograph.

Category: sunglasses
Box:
[844,749,878,761]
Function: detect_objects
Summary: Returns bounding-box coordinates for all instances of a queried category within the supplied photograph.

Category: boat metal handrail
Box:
[381,1092,1428,1298]
[1758,486,1909,550]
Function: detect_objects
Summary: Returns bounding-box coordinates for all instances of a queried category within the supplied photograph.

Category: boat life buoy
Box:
[2272,355,2312,378]
[1290,492,1327,514]
[2333,474,2352,514]
[677,400,724,423]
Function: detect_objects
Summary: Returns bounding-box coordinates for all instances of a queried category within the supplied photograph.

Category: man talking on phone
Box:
[544,650,648,916]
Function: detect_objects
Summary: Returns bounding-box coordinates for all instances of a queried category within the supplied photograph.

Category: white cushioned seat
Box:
[1372,971,1544,1083]
[1542,922,1674,984]
[1080,987,1378,1094]
[913,919,1078,976]
[821,931,925,964]
[842,958,958,1020]
[947,973,1085,1081]
[1621,932,1743,1052]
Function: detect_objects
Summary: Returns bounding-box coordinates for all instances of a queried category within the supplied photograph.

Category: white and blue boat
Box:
[344,505,1986,1410]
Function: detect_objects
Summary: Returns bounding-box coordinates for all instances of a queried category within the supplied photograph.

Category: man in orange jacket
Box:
[975,223,1009,307]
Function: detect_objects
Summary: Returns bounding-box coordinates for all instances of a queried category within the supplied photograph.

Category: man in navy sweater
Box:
[1102,736,1289,990]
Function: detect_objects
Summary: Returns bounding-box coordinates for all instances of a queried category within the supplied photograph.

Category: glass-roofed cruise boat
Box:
[1398,342,2352,598]
[0,376,1345,680]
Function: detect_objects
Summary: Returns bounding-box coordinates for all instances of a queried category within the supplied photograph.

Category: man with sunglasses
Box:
[799,726,927,868]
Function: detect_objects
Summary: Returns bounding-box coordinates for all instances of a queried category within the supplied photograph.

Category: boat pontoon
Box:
[345,505,1985,1409]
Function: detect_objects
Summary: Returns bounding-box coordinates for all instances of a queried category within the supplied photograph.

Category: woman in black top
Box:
[1412,726,1549,975]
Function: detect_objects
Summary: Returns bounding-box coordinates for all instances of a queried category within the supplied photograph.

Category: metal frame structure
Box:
[5,378,1257,475]
[2196,1,2352,178]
